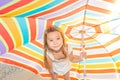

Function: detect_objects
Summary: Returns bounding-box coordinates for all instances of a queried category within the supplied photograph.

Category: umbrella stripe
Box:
[17,0,65,17]
[42,3,112,22]
[29,0,78,18]
[0,53,42,72]
[47,2,84,20]
[10,50,43,67]
[0,0,118,17]
[1,17,22,48]
[0,0,18,10]
[105,36,120,47]
[1,0,51,16]
[40,73,118,79]
[16,46,43,60]
[0,58,38,74]
[28,18,37,41]
[71,68,117,73]
[31,40,44,49]
[16,17,29,44]
[46,4,113,27]
[37,0,112,19]
[0,39,7,55]
[69,72,119,79]
[71,63,116,70]
[24,43,43,55]
[81,58,114,64]
[87,5,111,14]
[0,0,33,14]
[0,0,12,6]
[100,0,115,3]
[37,19,46,40]
[0,23,14,51]
[46,7,85,27]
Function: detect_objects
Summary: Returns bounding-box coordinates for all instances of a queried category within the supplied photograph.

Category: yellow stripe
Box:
[3,0,52,16]
[2,17,22,47]
[72,63,116,69]
[17,46,43,61]
[116,61,120,68]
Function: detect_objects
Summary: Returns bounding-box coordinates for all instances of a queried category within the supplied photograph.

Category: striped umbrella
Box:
[0,0,120,80]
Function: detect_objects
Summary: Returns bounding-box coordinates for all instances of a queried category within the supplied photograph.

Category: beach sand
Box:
[0,63,49,80]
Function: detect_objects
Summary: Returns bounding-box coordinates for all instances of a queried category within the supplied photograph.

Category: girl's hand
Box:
[80,52,86,60]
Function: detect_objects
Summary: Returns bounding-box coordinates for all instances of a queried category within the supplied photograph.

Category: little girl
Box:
[44,27,86,80]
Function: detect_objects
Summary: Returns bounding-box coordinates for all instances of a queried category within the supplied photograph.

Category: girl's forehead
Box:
[47,31,61,38]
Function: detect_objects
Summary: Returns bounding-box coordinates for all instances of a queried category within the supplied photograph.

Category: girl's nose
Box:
[53,41,57,44]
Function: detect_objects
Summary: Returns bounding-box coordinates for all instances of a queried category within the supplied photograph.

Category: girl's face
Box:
[47,31,63,52]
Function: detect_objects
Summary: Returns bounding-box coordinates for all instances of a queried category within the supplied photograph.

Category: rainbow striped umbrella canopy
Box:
[0,0,120,80]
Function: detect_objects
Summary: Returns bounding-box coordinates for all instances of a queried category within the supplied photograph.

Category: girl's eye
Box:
[57,38,60,40]
[50,40,53,42]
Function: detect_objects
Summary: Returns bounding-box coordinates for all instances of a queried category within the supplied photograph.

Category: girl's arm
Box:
[69,51,86,63]
[46,55,57,80]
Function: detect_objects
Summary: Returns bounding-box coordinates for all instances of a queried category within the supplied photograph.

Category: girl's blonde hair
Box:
[44,26,67,69]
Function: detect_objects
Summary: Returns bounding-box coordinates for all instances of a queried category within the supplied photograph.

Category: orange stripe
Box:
[86,48,119,59]
[71,68,116,73]
[87,5,111,14]
[31,40,44,49]
[110,48,120,56]
[73,48,119,59]
[0,58,38,74]
[103,0,116,3]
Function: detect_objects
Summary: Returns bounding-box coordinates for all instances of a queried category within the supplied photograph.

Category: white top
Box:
[47,50,71,75]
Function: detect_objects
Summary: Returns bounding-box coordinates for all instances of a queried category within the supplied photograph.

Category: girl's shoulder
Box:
[46,50,55,60]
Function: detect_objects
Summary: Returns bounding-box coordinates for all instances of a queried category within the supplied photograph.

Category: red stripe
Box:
[31,40,44,49]
[0,0,33,14]
[46,5,85,27]
[10,50,44,67]
[29,0,78,18]
[0,58,38,74]
[28,18,36,41]
[0,23,14,51]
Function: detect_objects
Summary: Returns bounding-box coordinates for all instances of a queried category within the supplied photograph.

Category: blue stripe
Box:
[25,43,43,55]
[17,0,65,17]
[113,54,120,62]
[79,57,114,64]
[16,17,29,44]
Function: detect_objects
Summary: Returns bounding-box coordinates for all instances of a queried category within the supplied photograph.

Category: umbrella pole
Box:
[81,30,86,80]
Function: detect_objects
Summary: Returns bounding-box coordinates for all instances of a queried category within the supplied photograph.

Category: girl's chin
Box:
[52,49,61,52]
[51,48,61,52]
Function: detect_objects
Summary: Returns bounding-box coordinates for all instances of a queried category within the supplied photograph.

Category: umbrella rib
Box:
[93,18,120,27]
